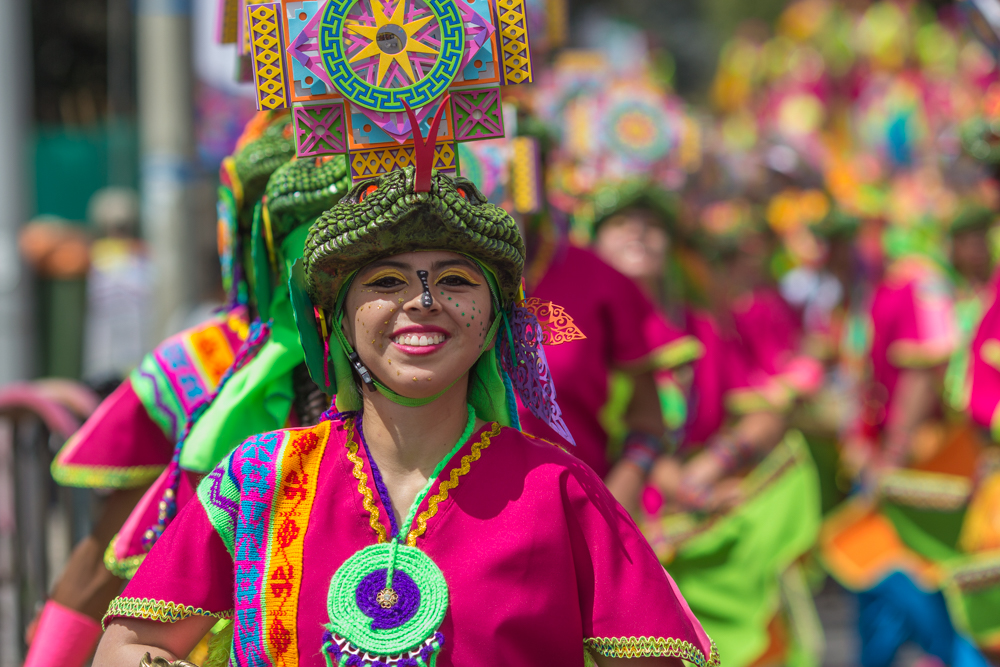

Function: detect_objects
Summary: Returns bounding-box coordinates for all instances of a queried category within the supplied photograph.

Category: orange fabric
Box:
[820,499,941,590]
[912,422,982,478]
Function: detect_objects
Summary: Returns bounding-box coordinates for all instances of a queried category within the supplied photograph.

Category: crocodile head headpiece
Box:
[303,166,526,310]
[264,155,351,248]
[229,111,297,226]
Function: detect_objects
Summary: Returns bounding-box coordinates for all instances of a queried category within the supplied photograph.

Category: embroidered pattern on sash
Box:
[231,430,285,667]
[264,423,330,666]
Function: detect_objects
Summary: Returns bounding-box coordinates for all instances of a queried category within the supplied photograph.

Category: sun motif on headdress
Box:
[347,0,439,87]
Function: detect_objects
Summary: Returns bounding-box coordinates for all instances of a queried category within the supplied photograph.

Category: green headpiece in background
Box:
[179,154,351,473]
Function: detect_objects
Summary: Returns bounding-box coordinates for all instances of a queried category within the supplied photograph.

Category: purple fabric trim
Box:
[204,465,239,526]
[138,368,180,439]
[353,410,400,539]
[321,631,445,667]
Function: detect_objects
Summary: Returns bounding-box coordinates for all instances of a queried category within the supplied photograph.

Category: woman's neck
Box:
[358,378,481,525]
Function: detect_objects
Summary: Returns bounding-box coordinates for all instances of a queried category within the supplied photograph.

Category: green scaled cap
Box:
[573,179,678,241]
[233,111,296,223]
[254,155,351,321]
[303,166,525,309]
[264,155,351,245]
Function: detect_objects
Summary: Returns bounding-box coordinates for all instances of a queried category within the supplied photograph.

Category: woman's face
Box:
[593,210,668,284]
[342,250,494,399]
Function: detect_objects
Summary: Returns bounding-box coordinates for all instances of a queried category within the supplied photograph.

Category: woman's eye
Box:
[438,275,475,287]
[365,276,405,288]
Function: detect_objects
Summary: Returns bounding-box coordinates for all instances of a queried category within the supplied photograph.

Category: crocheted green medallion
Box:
[325,543,448,660]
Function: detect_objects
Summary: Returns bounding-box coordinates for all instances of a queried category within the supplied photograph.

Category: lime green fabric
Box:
[179,290,299,473]
[882,502,966,563]
[943,555,1000,648]
[944,292,985,413]
[665,432,822,667]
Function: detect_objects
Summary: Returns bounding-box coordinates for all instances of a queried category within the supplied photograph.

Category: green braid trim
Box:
[102,596,233,630]
[103,533,145,580]
[50,460,164,490]
[583,636,720,666]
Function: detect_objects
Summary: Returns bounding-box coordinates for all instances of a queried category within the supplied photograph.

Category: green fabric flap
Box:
[179,290,300,473]
[252,202,273,321]
[881,502,965,563]
[289,259,336,395]
[665,431,822,667]
[943,555,1000,645]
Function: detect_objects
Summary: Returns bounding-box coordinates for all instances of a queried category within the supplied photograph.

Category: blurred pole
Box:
[0,0,34,384]
[107,0,134,187]
[137,0,195,338]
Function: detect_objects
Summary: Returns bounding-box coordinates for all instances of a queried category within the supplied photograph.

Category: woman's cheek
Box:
[442,293,488,338]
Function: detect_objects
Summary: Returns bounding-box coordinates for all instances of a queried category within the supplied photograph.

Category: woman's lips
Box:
[390,331,448,355]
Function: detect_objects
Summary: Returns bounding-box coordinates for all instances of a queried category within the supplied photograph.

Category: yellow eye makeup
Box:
[436,268,481,286]
[362,268,408,286]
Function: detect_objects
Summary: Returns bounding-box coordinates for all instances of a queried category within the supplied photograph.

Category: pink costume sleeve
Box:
[102,496,234,629]
[731,288,802,376]
[869,259,957,412]
[592,253,675,369]
[50,379,173,489]
[566,459,717,662]
[970,295,1000,440]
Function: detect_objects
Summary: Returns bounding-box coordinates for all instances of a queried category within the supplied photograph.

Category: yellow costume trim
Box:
[878,469,971,511]
[102,596,233,630]
[583,636,720,667]
[50,458,165,489]
[103,533,146,580]
[406,422,502,546]
[344,419,389,544]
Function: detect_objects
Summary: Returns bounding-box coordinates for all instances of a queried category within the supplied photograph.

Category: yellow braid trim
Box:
[344,419,389,544]
[102,533,146,580]
[583,636,720,666]
[407,422,502,546]
[102,596,233,630]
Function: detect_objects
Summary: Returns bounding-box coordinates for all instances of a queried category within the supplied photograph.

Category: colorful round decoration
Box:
[326,542,449,656]
[605,100,672,164]
[318,0,465,113]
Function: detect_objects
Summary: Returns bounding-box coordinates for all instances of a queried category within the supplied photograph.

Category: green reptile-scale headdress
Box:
[218,111,297,307]
[292,166,574,443]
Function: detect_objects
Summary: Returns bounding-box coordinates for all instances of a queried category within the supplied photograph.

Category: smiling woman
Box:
[94,167,717,667]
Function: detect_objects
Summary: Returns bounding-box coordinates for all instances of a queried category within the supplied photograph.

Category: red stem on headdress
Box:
[402,94,451,193]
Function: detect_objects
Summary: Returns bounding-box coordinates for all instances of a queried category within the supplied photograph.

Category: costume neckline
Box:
[343,417,502,546]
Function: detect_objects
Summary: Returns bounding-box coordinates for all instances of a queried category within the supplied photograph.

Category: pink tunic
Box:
[867,257,956,434]
[969,293,1000,437]
[520,246,688,477]
[51,310,248,488]
[107,419,716,666]
[681,311,760,448]
[730,287,802,377]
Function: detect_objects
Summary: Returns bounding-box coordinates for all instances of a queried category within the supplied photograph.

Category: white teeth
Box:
[393,333,445,347]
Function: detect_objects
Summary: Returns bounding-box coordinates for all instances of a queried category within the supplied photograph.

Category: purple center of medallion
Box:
[356,569,420,629]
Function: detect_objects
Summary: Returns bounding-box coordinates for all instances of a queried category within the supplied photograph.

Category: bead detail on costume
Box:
[407,421,501,546]
[101,597,233,631]
[345,420,390,544]
[583,636,720,667]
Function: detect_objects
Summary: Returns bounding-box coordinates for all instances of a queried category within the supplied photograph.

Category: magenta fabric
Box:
[680,311,757,448]
[518,246,678,477]
[114,495,234,612]
[113,421,713,665]
[969,293,1000,431]
[52,379,173,476]
[731,287,803,377]
[869,258,956,431]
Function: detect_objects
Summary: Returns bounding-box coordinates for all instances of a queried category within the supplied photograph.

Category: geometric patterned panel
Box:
[452,88,504,141]
[293,102,347,157]
[350,142,457,182]
[510,136,542,214]
[218,0,239,44]
[247,3,289,111]
[491,0,532,85]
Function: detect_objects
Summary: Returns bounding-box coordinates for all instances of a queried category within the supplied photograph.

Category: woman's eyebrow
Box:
[363,259,411,273]
[432,258,483,274]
